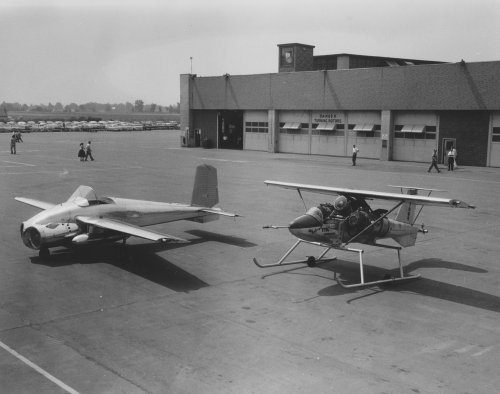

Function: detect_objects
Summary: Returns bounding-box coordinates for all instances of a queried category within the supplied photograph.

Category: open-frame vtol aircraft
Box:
[16,165,238,259]
[253,181,475,288]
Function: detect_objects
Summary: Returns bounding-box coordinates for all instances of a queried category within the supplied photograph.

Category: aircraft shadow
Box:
[314,258,500,313]
[185,229,258,248]
[30,242,209,293]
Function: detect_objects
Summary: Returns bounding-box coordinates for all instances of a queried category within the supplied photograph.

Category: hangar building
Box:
[180,43,500,167]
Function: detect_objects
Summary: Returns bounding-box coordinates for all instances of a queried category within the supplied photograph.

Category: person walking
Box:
[78,143,86,161]
[10,134,16,154]
[85,141,95,161]
[447,146,455,171]
[352,144,359,166]
[428,149,440,173]
[452,147,458,169]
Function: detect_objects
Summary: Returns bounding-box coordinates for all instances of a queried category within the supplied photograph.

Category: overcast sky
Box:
[1,0,498,107]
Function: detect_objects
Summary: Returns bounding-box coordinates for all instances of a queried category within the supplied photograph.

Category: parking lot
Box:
[1,131,499,393]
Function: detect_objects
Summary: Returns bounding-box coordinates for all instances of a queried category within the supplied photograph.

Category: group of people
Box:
[428,146,458,173]
[78,141,95,161]
[10,131,23,154]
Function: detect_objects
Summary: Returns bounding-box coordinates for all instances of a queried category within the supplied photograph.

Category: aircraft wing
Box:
[76,216,189,243]
[264,181,475,209]
[15,197,55,210]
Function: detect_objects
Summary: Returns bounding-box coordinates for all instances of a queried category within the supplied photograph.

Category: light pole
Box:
[190,57,193,74]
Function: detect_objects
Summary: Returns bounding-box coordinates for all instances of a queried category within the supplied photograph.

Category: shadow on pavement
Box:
[314,258,500,313]
[29,242,209,293]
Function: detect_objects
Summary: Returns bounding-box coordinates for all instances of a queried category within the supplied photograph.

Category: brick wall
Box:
[294,46,314,72]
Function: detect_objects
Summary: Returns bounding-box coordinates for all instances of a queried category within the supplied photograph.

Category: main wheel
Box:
[307,256,316,267]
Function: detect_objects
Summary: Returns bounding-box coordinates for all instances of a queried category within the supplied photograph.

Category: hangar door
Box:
[218,110,243,150]
[392,112,437,162]
[244,111,269,151]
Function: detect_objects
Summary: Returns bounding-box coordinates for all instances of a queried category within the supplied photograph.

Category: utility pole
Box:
[190,57,193,74]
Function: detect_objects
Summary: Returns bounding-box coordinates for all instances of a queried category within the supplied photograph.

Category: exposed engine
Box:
[21,222,80,250]
[289,196,391,245]
[320,197,390,243]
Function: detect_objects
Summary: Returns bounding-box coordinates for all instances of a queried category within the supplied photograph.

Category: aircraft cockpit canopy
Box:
[306,206,324,224]
[67,185,99,203]
[66,186,114,207]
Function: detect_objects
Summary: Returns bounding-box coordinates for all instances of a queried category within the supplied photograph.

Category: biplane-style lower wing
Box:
[264,181,475,209]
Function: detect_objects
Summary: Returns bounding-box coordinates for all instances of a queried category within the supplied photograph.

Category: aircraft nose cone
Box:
[289,214,321,230]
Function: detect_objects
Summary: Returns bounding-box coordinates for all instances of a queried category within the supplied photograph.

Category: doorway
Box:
[442,138,456,164]
[217,110,243,150]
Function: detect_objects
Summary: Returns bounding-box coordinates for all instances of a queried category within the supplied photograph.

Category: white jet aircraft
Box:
[16,165,238,259]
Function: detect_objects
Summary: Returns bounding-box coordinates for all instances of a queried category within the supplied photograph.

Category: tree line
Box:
[1,100,180,114]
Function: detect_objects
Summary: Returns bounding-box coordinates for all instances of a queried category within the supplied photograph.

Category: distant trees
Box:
[0,100,180,114]
[134,99,144,112]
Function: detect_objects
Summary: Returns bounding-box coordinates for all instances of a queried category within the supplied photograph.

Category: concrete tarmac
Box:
[1,131,499,393]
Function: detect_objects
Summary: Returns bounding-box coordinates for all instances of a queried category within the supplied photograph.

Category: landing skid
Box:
[253,240,337,268]
[335,244,420,288]
[253,240,421,288]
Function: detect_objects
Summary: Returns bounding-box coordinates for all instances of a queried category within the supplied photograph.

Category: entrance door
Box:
[442,138,456,164]
[217,110,243,150]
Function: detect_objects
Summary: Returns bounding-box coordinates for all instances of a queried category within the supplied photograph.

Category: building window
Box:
[349,124,380,137]
[280,48,294,67]
[279,122,308,135]
[493,127,500,142]
[394,124,436,140]
[245,121,268,133]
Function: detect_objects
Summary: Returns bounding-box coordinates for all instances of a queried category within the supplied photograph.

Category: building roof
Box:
[313,52,445,65]
[277,43,315,48]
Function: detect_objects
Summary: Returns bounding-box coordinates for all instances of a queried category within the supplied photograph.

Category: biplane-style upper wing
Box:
[264,181,475,209]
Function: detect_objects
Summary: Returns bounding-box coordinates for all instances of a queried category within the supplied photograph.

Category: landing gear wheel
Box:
[307,256,316,267]
[39,248,50,260]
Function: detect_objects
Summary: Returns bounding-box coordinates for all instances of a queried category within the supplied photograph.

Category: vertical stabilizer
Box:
[395,188,417,224]
[191,165,219,208]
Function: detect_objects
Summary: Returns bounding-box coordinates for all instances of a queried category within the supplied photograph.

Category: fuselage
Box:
[288,206,418,248]
[21,197,208,250]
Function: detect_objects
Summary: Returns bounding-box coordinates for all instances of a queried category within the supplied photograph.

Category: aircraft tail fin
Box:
[191,165,219,208]
[395,188,417,224]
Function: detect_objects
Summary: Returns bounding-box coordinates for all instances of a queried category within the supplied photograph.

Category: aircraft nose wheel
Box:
[307,256,316,267]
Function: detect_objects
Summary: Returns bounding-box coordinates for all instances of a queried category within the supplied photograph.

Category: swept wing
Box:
[264,181,475,209]
[15,197,56,210]
[76,216,189,243]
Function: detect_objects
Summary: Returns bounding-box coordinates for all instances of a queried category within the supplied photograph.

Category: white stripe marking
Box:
[1,160,36,167]
[199,157,248,163]
[455,345,476,353]
[0,340,80,394]
[472,346,494,357]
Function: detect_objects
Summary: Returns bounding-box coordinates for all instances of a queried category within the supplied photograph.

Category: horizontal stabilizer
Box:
[388,185,446,193]
[186,207,240,223]
[199,207,239,218]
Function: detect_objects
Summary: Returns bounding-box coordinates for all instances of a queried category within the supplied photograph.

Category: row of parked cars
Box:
[0,120,180,132]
